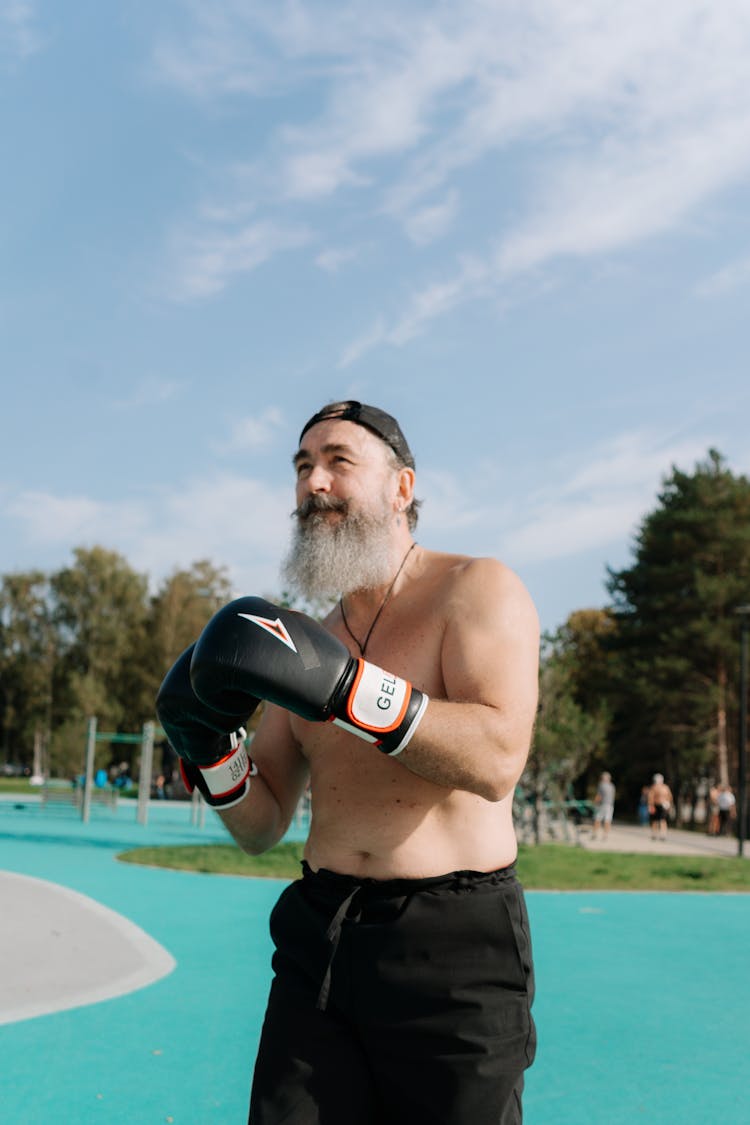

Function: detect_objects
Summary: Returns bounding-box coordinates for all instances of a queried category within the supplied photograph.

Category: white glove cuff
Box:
[199,730,256,801]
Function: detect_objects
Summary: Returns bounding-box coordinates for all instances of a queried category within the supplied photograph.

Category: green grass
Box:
[0,777,139,797]
[118,841,307,879]
[516,844,750,892]
[0,778,38,794]
[116,840,750,892]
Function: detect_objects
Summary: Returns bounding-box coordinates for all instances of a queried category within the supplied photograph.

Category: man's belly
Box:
[303,788,518,880]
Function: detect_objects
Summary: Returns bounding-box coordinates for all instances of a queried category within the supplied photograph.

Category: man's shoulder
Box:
[421,550,522,589]
[419,551,538,632]
[446,553,536,609]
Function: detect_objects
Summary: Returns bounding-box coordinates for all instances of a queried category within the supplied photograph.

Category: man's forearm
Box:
[397,699,533,803]
[219,772,293,855]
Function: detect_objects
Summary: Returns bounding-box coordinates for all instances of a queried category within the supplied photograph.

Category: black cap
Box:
[298,400,415,469]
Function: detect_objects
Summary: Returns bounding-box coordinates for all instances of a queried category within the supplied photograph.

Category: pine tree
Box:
[606,450,750,808]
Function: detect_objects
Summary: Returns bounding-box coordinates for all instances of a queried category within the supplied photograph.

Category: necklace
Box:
[339,542,416,657]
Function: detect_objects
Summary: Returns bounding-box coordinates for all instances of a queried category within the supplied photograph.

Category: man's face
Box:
[282,419,402,598]
[292,418,399,520]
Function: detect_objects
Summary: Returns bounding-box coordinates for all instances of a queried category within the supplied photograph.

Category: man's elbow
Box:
[476,776,515,803]
[478,749,529,803]
[220,810,287,857]
[236,836,273,857]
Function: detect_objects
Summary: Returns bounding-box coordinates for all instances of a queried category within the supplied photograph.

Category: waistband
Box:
[301,859,517,900]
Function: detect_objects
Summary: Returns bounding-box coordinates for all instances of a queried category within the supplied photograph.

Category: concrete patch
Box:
[0,871,176,1025]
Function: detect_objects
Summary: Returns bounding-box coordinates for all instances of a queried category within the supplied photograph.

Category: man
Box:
[591,770,616,840]
[716,784,736,836]
[647,773,674,841]
[157,401,540,1124]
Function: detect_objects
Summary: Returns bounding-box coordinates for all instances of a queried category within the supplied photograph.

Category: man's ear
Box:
[396,466,415,510]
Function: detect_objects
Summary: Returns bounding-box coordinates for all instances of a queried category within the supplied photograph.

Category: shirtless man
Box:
[648,773,674,840]
[157,401,540,1124]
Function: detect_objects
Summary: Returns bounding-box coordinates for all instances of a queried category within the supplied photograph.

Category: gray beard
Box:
[281,502,396,600]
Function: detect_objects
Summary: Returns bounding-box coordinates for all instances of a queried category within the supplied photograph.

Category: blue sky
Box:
[2,1,750,635]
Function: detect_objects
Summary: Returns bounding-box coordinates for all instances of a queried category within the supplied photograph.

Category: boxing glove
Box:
[190,596,428,756]
[155,644,258,809]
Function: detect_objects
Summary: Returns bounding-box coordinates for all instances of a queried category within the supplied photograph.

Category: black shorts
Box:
[650,804,669,823]
[249,862,536,1124]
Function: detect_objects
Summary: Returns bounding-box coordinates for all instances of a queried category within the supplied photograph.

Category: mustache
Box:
[293,494,349,520]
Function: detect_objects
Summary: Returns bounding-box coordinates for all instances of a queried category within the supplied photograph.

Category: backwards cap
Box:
[298,400,415,469]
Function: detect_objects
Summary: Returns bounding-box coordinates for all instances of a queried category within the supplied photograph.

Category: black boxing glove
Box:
[190,596,428,756]
[155,644,258,809]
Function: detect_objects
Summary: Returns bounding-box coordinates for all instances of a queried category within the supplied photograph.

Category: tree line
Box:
[0,552,235,780]
[529,449,750,819]
[2,449,749,817]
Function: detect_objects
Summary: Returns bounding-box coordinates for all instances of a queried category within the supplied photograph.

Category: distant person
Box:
[112,762,131,790]
[638,785,650,827]
[717,784,736,836]
[647,773,674,840]
[707,784,720,836]
[159,739,180,798]
[591,771,616,840]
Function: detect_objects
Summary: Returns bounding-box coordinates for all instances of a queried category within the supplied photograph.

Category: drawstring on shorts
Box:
[316,885,362,1010]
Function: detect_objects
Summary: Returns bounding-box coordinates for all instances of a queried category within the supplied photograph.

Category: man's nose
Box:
[303,464,333,492]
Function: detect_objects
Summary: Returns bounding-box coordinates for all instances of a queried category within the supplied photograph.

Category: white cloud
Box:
[111,377,183,411]
[165,219,311,301]
[282,150,367,200]
[695,253,750,298]
[337,316,388,369]
[402,191,459,246]
[6,492,101,543]
[213,407,286,454]
[388,255,489,345]
[339,255,489,363]
[150,4,285,98]
[402,430,713,570]
[151,1,750,333]
[417,468,505,535]
[315,245,361,273]
[344,103,750,355]
[2,473,294,596]
[495,120,750,277]
[1,1,42,66]
[153,3,750,196]
[500,430,711,565]
[130,474,292,591]
[504,495,645,566]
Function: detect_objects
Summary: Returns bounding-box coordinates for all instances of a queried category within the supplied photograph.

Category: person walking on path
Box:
[647,773,674,841]
[717,784,737,836]
[638,785,650,827]
[591,771,616,840]
[707,784,721,836]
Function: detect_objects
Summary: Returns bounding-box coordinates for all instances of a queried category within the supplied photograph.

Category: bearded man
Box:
[157,400,540,1124]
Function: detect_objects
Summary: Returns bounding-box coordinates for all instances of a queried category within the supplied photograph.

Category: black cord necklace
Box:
[339,542,416,657]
